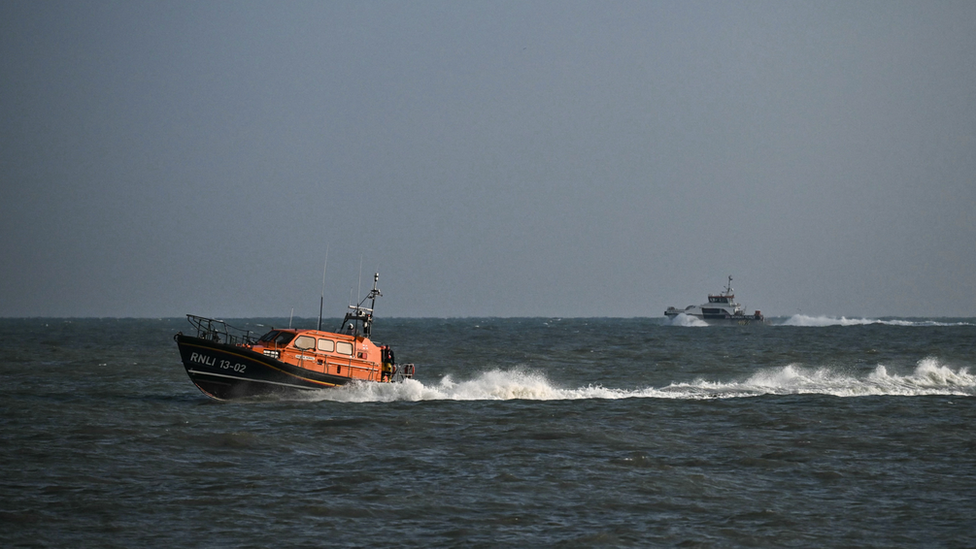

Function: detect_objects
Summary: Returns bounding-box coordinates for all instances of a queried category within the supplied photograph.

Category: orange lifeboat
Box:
[174,273,413,400]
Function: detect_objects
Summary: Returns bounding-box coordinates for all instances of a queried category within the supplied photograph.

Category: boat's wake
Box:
[779,314,974,327]
[660,358,975,398]
[668,313,709,327]
[301,358,976,403]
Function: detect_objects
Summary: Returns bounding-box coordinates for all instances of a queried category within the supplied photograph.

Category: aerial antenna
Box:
[336,272,383,338]
[361,272,382,338]
[367,272,382,312]
[289,307,294,328]
[317,245,329,331]
[356,254,364,306]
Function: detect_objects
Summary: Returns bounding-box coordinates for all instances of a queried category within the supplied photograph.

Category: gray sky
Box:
[2,1,974,318]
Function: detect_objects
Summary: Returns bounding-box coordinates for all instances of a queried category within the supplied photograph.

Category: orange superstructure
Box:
[247,328,384,381]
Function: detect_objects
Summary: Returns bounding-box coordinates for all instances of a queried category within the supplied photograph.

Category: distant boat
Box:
[665,276,766,325]
[174,273,414,400]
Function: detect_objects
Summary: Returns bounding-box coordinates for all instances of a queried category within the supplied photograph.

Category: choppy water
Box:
[2,316,974,547]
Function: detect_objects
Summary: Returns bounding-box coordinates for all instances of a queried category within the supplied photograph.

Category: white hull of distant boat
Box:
[665,276,766,325]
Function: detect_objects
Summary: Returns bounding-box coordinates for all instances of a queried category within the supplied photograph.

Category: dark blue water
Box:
[2,316,974,547]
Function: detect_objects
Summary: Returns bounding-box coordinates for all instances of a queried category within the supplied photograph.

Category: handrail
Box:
[185,314,257,346]
[390,363,415,382]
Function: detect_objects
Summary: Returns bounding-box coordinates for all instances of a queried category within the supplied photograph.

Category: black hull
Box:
[175,335,352,400]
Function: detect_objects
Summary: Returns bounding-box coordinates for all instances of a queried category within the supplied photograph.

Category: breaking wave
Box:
[304,358,975,403]
[779,314,974,327]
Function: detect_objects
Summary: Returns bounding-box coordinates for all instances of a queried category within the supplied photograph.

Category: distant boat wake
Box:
[659,359,974,398]
[301,358,975,403]
[778,314,974,327]
[667,313,974,327]
[667,313,709,327]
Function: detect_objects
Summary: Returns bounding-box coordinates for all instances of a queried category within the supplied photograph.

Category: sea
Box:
[2,315,974,548]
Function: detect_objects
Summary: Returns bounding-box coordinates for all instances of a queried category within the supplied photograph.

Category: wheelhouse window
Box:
[294,335,316,350]
[257,331,296,346]
[317,339,335,352]
[336,341,353,356]
[273,332,296,346]
[258,330,280,342]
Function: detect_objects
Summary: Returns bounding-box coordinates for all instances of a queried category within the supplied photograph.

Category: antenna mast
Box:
[367,272,381,312]
[339,272,382,338]
[317,246,329,331]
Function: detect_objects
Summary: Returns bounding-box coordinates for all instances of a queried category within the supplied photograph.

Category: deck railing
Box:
[185,314,257,346]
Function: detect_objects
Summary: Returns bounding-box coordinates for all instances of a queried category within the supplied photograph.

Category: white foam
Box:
[663,358,975,398]
[668,313,709,327]
[304,369,637,403]
[301,358,976,403]
[780,314,973,327]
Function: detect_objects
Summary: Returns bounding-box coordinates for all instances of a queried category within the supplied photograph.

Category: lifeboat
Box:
[174,273,414,400]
